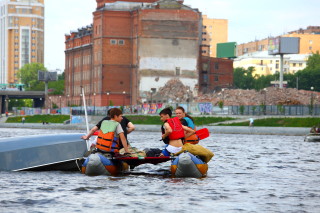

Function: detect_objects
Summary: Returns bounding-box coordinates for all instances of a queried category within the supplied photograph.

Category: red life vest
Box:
[167,117,185,140]
[96,120,120,153]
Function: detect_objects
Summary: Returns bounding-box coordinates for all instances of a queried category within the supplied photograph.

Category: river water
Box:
[0,128,320,213]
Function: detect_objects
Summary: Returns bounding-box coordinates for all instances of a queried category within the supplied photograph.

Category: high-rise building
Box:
[0,0,44,84]
[201,15,228,57]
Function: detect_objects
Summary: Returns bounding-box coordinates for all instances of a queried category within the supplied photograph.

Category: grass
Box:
[218,117,320,127]
[125,115,235,125]
[6,115,71,124]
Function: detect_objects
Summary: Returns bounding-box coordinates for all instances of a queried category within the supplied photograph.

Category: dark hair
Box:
[175,106,194,122]
[159,107,172,117]
[109,108,122,118]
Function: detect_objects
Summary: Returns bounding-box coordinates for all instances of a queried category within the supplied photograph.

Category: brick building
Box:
[65,0,202,106]
[199,56,233,93]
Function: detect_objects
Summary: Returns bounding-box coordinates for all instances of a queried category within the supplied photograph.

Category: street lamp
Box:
[263,88,267,115]
[122,91,126,107]
[67,94,69,107]
[310,87,314,116]
[59,96,62,114]
[106,92,110,106]
[49,97,52,112]
[93,92,96,115]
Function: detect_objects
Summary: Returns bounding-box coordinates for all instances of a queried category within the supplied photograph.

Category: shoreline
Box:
[0,123,310,136]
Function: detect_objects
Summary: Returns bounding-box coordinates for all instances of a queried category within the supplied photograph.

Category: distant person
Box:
[249,118,254,127]
[5,111,8,117]
[22,117,25,124]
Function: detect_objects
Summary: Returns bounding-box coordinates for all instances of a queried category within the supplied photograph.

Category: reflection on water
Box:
[1,128,320,212]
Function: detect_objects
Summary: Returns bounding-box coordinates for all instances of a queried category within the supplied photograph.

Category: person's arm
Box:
[162,123,172,140]
[182,125,195,139]
[81,126,99,140]
[119,132,130,153]
[127,122,135,134]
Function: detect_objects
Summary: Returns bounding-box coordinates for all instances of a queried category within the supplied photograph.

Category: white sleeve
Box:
[115,124,124,135]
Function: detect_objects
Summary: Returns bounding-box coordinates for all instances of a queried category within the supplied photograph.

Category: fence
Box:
[11,103,320,116]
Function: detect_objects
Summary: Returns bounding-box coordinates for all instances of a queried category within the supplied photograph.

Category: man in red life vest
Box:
[81,108,130,155]
[159,108,195,156]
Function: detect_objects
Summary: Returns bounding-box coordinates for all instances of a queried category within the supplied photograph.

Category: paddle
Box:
[195,128,210,140]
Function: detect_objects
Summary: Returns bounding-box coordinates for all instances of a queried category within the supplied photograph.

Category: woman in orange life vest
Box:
[159,108,195,156]
[81,108,130,155]
[175,106,199,144]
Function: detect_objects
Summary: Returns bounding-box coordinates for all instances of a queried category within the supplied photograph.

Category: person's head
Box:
[175,106,186,119]
[109,108,123,122]
[107,109,112,117]
[159,107,172,122]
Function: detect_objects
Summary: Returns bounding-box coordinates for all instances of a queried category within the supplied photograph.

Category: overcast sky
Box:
[44,0,320,71]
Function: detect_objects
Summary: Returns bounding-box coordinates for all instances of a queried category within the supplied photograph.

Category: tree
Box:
[306,51,320,71]
[18,63,47,91]
[233,67,255,89]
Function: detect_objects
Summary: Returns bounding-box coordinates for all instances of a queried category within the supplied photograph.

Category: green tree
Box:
[305,51,320,71]
[234,67,255,89]
[18,63,47,91]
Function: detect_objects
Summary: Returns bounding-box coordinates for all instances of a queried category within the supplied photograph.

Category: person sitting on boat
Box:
[81,108,130,155]
[97,108,135,140]
[159,108,195,156]
[175,106,199,144]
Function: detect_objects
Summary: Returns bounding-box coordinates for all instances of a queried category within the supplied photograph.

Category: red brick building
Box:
[65,0,202,106]
[199,56,233,93]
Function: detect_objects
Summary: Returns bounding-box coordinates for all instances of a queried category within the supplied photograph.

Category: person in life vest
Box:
[175,106,199,144]
[81,108,130,155]
[159,108,195,156]
[93,108,135,148]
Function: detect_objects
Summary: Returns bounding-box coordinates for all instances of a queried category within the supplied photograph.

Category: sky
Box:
[45,0,320,71]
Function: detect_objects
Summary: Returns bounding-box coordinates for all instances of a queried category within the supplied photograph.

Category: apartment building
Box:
[234,51,309,76]
[201,15,228,57]
[0,0,44,84]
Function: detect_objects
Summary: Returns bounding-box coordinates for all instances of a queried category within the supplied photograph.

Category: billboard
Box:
[268,37,300,55]
[217,42,237,58]
[38,71,58,81]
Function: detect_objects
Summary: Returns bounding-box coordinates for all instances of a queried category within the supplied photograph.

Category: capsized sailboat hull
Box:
[0,133,87,171]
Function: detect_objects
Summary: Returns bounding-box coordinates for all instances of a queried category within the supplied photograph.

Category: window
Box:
[299,63,302,67]
[203,74,208,82]
[118,40,124,45]
[260,60,263,65]
[293,63,296,67]
[214,62,219,69]
[276,64,279,69]
[175,67,180,76]
[214,76,219,82]
[110,39,117,45]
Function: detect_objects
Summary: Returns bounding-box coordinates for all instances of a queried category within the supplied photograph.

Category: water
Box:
[0,128,320,213]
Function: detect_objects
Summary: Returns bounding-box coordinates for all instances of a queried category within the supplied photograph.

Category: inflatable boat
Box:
[304,133,320,142]
[82,151,208,178]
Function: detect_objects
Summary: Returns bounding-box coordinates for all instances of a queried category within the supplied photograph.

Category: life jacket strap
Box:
[97,136,112,142]
[96,142,120,150]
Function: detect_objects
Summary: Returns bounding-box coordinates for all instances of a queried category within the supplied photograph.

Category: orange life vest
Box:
[96,120,120,153]
[167,117,185,140]
[184,131,199,144]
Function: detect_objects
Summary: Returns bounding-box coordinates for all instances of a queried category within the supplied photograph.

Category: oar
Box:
[195,128,210,140]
